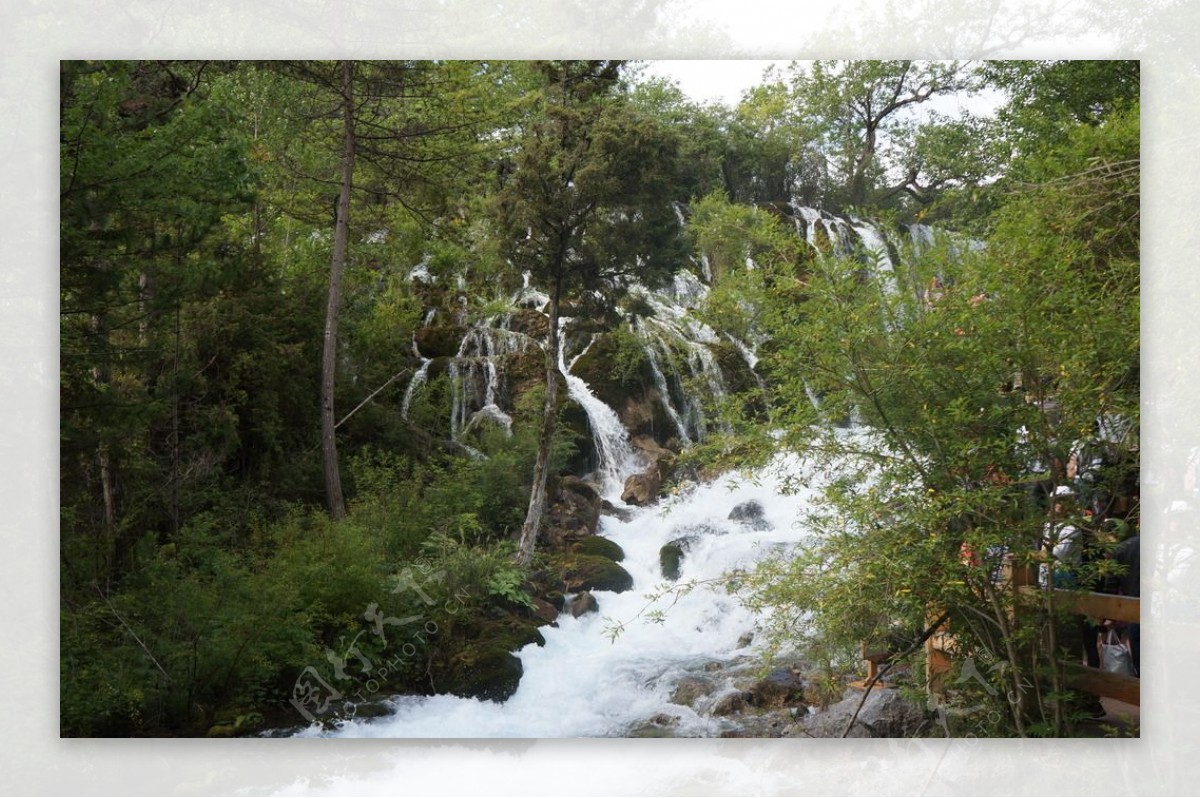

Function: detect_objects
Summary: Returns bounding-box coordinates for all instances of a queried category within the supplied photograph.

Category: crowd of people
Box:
[1037,420,1140,681]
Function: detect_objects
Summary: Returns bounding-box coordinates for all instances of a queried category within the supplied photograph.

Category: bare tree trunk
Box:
[515,277,561,567]
[322,59,355,520]
[89,314,118,564]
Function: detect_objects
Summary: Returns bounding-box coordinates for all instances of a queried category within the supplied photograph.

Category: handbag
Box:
[1098,628,1136,677]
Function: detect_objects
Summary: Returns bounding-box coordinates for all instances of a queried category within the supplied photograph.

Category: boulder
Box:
[728,500,772,531]
[560,554,634,593]
[572,535,625,562]
[531,597,560,624]
[631,434,677,484]
[801,687,927,738]
[671,675,716,707]
[569,590,599,617]
[628,716,681,737]
[600,500,634,522]
[346,701,393,720]
[710,690,752,716]
[631,434,675,462]
[442,643,524,703]
[659,543,685,580]
[747,667,806,709]
[622,465,662,506]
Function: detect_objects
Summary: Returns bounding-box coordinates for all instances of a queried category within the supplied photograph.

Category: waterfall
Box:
[558,324,644,499]
[442,324,529,440]
[850,218,898,294]
[629,282,731,444]
[296,451,825,739]
[639,327,693,445]
[280,203,958,742]
[400,359,431,419]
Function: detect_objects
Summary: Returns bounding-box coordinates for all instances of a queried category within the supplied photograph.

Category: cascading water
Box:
[298,452,823,739]
[558,324,644,500]
[310,206,942,739]
[626,276,732,445]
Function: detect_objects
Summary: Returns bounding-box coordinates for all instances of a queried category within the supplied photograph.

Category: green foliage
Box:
[59,58,1142,737]
[724,95,1139,736]
[492,61,687,296]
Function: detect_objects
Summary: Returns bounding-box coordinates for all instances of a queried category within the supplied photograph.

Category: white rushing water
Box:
[303,259,864,739]
[558,326,645,501]
[299,451,821,739]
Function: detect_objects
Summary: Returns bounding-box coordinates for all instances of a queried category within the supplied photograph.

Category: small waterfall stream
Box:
[300,450,821,739]
[558,324,644,501]
[319,207,940,739]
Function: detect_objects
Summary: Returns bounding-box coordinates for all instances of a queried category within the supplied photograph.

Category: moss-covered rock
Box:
[659,543,684,580]
[443,643,524,703]
[414,325,468,358]
[572,535,625,562]
[570,331,651,411]
[710,339,760,397]
[488,617,547,651]
[560,554,634,593]
[507,308,549,339]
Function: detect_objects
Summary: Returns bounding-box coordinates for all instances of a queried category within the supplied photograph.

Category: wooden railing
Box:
[856,562,1139,706]
[1018,584,1140,706]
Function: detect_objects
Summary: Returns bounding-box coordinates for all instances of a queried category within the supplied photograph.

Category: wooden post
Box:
[850,643,890,690]
[925,608,953,696]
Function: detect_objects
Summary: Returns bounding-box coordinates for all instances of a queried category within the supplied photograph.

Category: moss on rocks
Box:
[559,554,634,593]
[442,643,524,702]
[572,535,625,562]
[414,325,467,358]
[660,543,684,580]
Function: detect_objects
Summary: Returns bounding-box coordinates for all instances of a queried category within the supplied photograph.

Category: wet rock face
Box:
[747,667,806,709]
[728,500,772,531]
[507,308,549,339]
[569,590,599,618]
[572,535,625,562]
[414,325,467,358]
[659,543,684,580]
[560,555,634,593]
[600,500,634,522]
[710,690,753,716]
[621,466,662,507]
[670,675,716,706]
[543,477,603,549]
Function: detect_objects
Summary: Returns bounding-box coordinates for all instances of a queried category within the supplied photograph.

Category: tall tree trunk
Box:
[322,60,355,520]
[515,276,562,567]
[89,313,118,572]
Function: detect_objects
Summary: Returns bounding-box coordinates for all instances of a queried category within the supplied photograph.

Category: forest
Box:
[60,59,1139,738]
